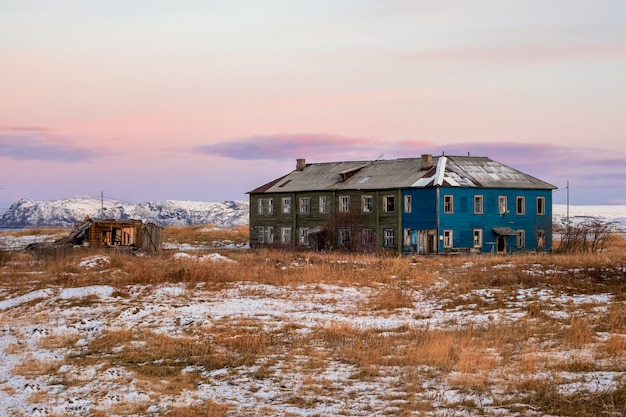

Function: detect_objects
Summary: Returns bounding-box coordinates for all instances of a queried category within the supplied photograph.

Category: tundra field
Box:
[0,226,625,417]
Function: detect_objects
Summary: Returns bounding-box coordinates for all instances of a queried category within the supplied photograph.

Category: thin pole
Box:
[566,181,570,230]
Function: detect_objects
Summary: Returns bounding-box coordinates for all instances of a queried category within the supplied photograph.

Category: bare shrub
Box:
[557,218,619,253]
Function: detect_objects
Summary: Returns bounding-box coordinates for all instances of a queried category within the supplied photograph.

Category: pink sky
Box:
[1,1,626,209]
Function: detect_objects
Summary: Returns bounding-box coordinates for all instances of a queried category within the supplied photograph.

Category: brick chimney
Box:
[421,154,433,170]
[296,158,306,171]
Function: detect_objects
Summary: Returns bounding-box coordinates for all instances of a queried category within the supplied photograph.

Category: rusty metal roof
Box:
[248,156,556,194]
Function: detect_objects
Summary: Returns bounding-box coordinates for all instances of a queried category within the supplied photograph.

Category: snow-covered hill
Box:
[553,204,626,231]
[0,198,249,228]
[1,198,624,231]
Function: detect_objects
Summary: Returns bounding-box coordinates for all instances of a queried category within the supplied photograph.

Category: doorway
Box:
[497,235,506,253]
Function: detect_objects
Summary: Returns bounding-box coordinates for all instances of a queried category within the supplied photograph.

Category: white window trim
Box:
[537,197,546,215]
[474,195,483,214]
[516,196,525,215]
[300,197,311,214]
[444,195,454,214]
[339,196,350,213]
[443,230,453,248]
[319,196,328,214]
[383,228,396,247]
[362,195,373,213]
[281,227,292,243]
[517,230,525,248]
[498,196,508,215]
[404,195,412,213]
[383,195,395,213]
[473,229,482,248]
[282,197,292,214]
[258,226,265,244]
[299,227,309,245]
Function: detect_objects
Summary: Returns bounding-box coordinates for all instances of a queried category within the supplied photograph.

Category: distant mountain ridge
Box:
[0,198,249,228]
[1,199,624,231]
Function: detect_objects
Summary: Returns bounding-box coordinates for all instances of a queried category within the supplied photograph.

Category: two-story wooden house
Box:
[248,155,556,254]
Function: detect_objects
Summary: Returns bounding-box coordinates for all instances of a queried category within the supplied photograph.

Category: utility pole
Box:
[566,180,570,229]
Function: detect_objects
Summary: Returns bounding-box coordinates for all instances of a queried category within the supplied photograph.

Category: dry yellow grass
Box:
[1,228,625,416]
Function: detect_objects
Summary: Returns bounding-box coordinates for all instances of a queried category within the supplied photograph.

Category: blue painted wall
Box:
[403,187,553,253]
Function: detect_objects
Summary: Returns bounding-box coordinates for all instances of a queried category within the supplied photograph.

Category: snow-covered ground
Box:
[1,250,625,416]
[553,204,626,229]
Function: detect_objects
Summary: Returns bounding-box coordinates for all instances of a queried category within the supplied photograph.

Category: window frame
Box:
[338,227,351,247]
[383,228,396,247]
[282,197,292,214]
[443,195,454,214]
[361,228,374,247]
[537,230,545,249]
[339,196,350,213]
[473,229,483,248]
[319,196,328,214]
[383,195,395,213]
[281,227,292,244]
[516,196,525,215]
[299,227,309,245]
[258,198,273,215]
[498,196,508,215]
[443,230,453,248]
[404,195,412,213]
[517,230,525,248]
[537,196,546,215]
[474,195,483,214]
[267,226,274,243]
[258,226,265,244]
[299,197,311,214]
[361,195,374,213]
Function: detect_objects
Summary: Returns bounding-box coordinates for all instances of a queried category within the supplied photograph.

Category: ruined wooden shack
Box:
[53,217,162,253]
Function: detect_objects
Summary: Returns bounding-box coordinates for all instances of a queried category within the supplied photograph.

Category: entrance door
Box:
[497,235,506,253]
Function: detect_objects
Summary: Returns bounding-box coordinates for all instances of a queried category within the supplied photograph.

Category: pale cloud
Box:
[194,133,410,161]
[405,41,626,65]
[0,127,111,162]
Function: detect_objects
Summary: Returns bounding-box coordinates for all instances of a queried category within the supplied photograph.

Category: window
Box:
[403,228,413,246]
[443,230,453,248]
[516,196,525,215]
[258,226,265,244]
[282,197,292,214]
[281,227,292,243]
[404,195,412,213]
[383,228,396,247]
[517,230,525,248]
[383,195,395,212]
[338,227,351,247]
[267,226,274,243]
[537,230,545,249]
[474,195,483,214]
[339,196,350,213]
[498,196,508,215]
[361,228,374,247]
[258,198,273,215]
[444,195,454,213]
[299,197,310,214]
[362,195,373,213]
[537,197,546,215]
[473,229,483,248]
[319,196,328,214]
[299,227,309,245]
